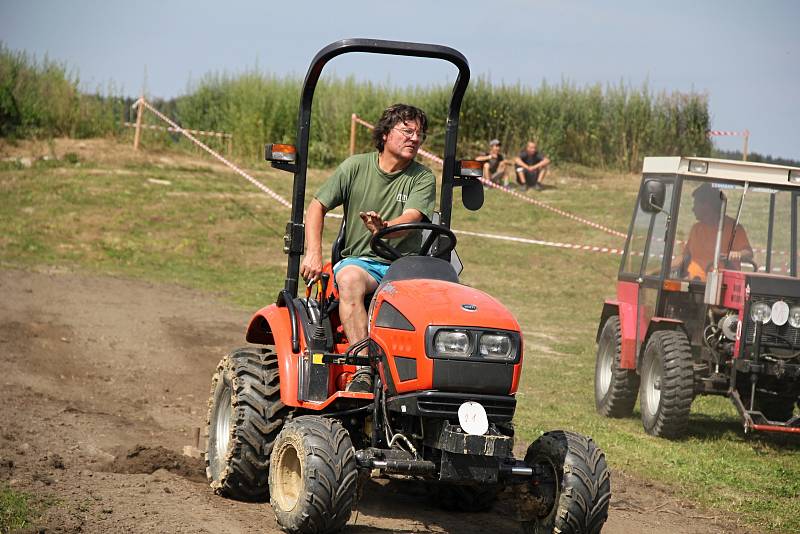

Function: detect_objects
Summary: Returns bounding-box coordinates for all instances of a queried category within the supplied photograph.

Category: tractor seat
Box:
[379,256,459,285]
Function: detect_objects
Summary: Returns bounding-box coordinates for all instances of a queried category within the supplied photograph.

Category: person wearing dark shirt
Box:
[475,139,508,186]
[514,140,551,191]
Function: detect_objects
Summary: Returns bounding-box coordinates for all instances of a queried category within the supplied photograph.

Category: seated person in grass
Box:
[514,140,551,191]
[300,103,436,392]
[475,139,508,186]
[679,183,753,282]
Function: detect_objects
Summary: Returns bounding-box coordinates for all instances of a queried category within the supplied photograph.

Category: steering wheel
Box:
[369,222,457,262]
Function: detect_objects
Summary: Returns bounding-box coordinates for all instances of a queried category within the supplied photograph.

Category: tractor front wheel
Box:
[269,415,358,534]
[639,331,694,438]
[520,430,611,534]
[595,316,640,417]
[206,347,292,501]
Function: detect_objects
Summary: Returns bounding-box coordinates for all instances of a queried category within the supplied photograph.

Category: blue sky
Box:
[1,0,798,160]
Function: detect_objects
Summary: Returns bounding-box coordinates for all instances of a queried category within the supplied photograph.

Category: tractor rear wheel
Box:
[206,347,292,501]
[520,430,610,534]
[269,415,358,534]
[639,331,694,438]
[595,316,640,417]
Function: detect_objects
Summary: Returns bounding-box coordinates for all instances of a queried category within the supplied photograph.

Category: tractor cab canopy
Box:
[622,157,800,285]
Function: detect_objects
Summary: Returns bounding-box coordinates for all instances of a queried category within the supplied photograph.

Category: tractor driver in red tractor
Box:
[679,182,754,282]
[300,104,437,392]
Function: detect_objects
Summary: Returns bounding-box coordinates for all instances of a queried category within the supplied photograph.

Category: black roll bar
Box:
[283,38,471,297]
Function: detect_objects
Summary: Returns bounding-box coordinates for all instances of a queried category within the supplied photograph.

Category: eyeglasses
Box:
[392,126,427,143]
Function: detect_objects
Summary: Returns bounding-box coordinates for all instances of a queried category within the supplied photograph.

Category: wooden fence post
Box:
[133,94,144,151]
[743,130,749,161]
[350,113,357,156]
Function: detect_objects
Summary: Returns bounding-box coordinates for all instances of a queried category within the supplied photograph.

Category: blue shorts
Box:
[333,257,391,284]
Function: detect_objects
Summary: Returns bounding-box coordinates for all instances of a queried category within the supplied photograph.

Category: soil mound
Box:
[102,445,205,482]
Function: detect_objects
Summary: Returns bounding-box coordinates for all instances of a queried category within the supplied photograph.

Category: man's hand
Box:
[300,251,323,283]
[360,211,388,235]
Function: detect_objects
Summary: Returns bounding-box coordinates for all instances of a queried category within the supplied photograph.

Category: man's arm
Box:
[360,208,424,236]
[300,198,328,282]
[475,153,492,162]
[533,156,551,170]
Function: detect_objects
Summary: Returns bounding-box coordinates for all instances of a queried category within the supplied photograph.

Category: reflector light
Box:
[265,143,297,162]
[662,280,687,292]
[458,160,483,178]
[688,160,709,174]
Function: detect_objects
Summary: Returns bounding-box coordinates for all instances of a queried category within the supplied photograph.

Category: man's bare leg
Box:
[336,265,379,392]
[538,166,549,185]
[336,265,379,344]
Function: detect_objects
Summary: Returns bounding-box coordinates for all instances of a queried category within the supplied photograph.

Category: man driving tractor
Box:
[299,103,436,392]
[679,182,754,281]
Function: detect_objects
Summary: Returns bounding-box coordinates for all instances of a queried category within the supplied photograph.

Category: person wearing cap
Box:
[514,140,551,191]
[679,183,753,282]
[475,139,508,186]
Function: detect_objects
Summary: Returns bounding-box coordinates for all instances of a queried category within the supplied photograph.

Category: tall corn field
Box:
[169,72,712,172]
[1,45,711,171]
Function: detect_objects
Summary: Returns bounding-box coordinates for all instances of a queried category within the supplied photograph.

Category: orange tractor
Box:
[204,39,611,533]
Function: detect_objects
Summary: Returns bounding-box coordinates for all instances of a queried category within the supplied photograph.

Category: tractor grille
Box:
[416,392,516,421]
[743,295,800,349]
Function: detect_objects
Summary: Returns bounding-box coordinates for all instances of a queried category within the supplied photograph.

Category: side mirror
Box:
[462,179,484,211]
[456,160,484,211]
[640,180,666,214]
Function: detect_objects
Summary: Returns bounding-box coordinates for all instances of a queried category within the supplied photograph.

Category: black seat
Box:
[380,256,459,284]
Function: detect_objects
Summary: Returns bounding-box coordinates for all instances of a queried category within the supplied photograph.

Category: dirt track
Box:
[0,268,754,533]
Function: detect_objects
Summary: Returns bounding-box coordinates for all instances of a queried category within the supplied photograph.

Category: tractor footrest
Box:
[319,353,370,366]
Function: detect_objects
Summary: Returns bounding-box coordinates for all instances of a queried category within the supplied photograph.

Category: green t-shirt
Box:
[315,152,436,261]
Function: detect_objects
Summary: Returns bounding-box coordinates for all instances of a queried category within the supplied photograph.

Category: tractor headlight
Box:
[749,302,772,324]
[789,306,800,328]
[427,327,521,362]
[479,333,513,360]
[434,330,472,358]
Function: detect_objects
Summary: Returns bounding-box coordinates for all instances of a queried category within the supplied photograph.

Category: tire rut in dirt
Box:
[206,346,292,501]
[640,330,694,438]
[522,430,611,534]
[595,316,640,418]
[269,415,358,534]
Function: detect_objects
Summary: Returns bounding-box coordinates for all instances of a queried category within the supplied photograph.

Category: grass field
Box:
[1,138,798,532]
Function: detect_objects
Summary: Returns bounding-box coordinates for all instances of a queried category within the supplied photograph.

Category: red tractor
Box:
[595,156,800,437]
[203,39,611,533]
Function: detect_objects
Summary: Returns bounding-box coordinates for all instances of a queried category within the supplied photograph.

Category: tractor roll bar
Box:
[284,38,471,297]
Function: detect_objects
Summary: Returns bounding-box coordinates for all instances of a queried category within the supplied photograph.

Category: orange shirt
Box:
[684,217,751,281]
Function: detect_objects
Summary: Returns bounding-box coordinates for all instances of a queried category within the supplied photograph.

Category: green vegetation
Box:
[0,485,34,533]
[170,72,712,171]
[1,44,711,171]
[0,142,797,532]
[0,44,126,139]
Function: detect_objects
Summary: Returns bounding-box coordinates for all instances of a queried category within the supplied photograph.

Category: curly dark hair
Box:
[372,103,428,152]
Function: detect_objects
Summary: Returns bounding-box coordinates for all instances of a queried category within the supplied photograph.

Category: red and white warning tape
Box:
[476,178,627,238]
[454,229,624,255]
[707,130,749,137]
[123,121,232,139]
[133,98,291,209]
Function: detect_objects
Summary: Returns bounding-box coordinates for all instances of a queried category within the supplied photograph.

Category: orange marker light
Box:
[459,159,483,178]
[265,143,297,162]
